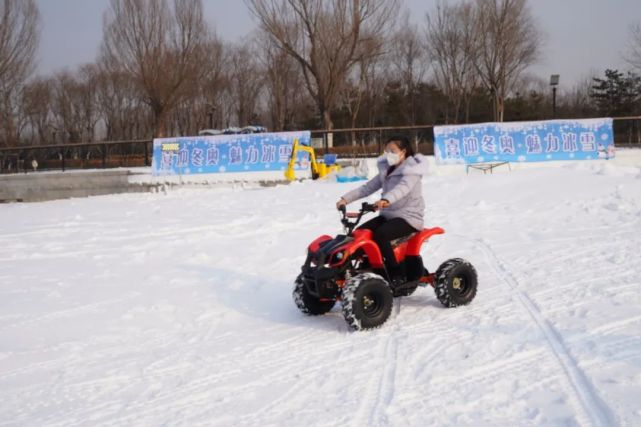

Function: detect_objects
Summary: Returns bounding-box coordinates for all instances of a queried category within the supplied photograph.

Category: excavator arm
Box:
[285,139,320,180]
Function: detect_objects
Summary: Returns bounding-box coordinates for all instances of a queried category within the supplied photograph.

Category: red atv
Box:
[294,202,478,330]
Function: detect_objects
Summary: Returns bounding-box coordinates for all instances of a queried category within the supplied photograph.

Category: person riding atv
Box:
[294,135,478,330]
[336,135,425,287]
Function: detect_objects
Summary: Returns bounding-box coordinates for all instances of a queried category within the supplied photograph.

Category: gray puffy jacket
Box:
[341,154,426,230]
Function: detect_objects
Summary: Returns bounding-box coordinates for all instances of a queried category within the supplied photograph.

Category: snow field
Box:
[1,158,641,426]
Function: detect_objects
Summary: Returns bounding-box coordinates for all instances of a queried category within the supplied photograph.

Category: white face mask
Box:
[385,151,401,166]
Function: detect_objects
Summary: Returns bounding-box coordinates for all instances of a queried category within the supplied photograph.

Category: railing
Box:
[1,116,640,174]
[310,116,641,158]
[0,139,151,174]
[310,124,437,158]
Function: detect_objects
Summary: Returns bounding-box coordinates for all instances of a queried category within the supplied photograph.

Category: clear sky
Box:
[34,0,641,89]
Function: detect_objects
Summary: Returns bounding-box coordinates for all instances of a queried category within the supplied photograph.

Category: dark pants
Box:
[358,216,417,276]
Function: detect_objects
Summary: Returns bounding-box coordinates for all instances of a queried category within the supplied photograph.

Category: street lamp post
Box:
[550,74,560,119]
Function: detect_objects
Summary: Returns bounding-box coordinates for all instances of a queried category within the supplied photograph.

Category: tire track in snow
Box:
[494,239,638,275]
[487,223,640,250]
[351,299,402,427]
[587,314,641,336]
[383,339,442,412]
[88,330,358,426]
[0,293,141,331]
[234,338,361,425]
[5,328,275,425]
[472,236,618,427]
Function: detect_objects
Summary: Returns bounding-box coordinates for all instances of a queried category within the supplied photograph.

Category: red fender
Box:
[308,235,332,252]
[405,227,445,256]
[393,241,410,263]
[345,229,385,268]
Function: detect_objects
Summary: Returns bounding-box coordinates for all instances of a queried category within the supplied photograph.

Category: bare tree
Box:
[51,72,83,143]
[246,0,399,142]
[0,0,40,145]
[625,23,641,70]
[340,32,386,137]
[425,0,478,124]
[45,67,101,144]
[390,13,426,125]
[473,0,541,122]
[168,36,228,135]
[101,0,210,137]
[258,33,306,131]
[95,66,152,141]
[361,55,388,128]
[0,0,39,89]
[75,65,101,142]
[341,60,368,136]
[200,37,229,130]
[21,77,53,144]
[228,41,264,127]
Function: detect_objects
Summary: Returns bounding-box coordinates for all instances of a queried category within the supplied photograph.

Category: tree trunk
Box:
[497,95,504,122]
[350,106,359,146]
[322,109,333,148]
[464,98,471,124]
[153,105,169,138]
[1,95,16,146]
[491,89,502,122]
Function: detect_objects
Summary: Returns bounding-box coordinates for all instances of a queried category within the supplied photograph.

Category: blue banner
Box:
[152,131,311,176]
[434,118,615,164]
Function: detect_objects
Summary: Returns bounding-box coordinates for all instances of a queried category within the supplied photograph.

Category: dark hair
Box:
[386,135,415,157]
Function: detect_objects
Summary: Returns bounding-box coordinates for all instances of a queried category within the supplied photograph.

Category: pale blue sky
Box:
[35,0,641,88]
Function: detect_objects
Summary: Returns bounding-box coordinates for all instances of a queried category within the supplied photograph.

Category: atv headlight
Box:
[329,251,346,265]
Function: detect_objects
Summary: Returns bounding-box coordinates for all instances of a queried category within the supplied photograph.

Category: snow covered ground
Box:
[1,155,641,426]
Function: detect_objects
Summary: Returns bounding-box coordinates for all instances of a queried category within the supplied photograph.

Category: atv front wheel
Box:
[342,273,393,330]
[293,275,335,315]
[434,258,478,307]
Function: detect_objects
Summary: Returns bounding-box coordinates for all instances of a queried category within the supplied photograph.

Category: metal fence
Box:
[311,124,436,158]
[311,116,641,158]
[1,116,640,174]
[0,139,151,174]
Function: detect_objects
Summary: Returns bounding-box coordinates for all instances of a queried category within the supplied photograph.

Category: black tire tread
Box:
[342,272,393,330]
[293,275,335,315]
[435,258,478,308]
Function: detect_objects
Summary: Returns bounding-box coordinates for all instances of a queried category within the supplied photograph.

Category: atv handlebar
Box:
[338,202,377,234]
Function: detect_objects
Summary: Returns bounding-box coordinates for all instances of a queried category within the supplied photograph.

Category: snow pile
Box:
[1,157,641,426]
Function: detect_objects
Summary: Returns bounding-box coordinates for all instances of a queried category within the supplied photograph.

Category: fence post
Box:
[60,149,65,172]
[102,144,107,168]
[144,141,149,166]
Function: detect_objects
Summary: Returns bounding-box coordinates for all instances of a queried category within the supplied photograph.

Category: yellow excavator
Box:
[285,138,340,181]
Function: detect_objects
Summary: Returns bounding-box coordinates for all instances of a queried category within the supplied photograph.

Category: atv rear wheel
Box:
[293,275,335,315]
[342,273,393,330]
[434,258,478,307]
